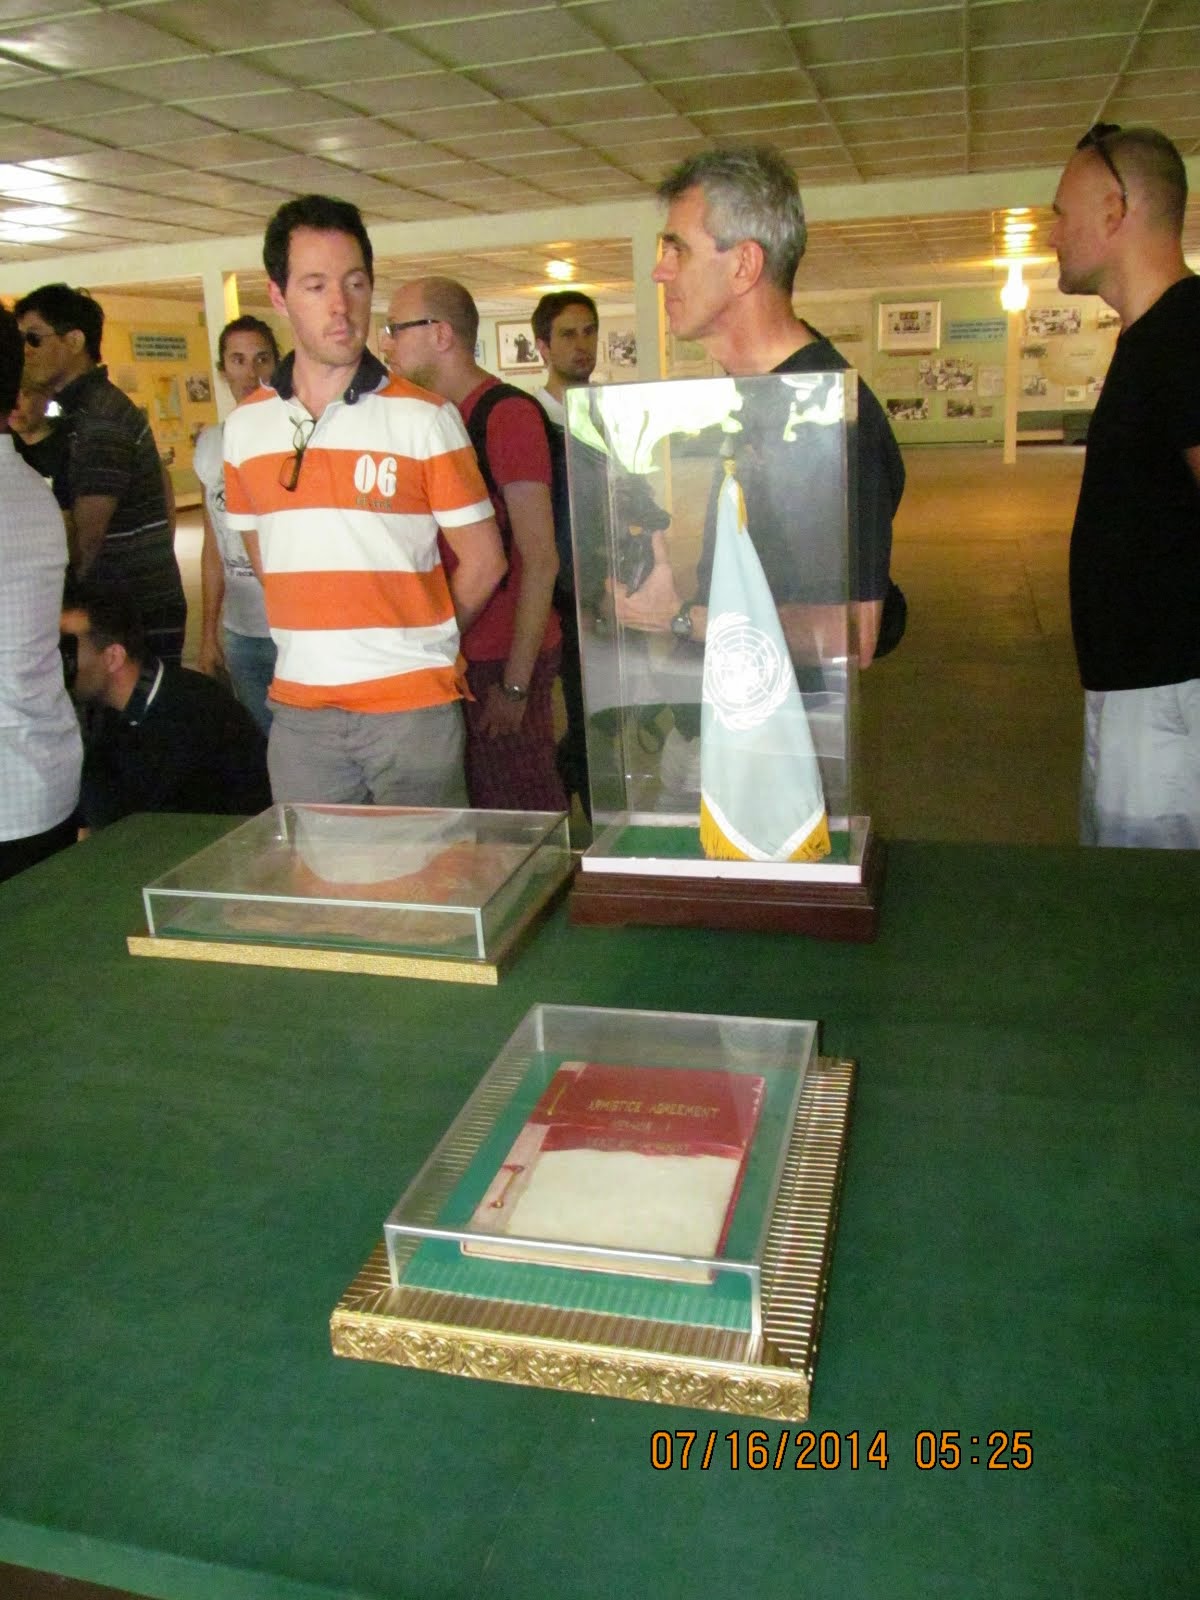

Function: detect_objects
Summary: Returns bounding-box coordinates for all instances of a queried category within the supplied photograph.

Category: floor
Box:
[860,444,1084,846]
[176,443,1087,849]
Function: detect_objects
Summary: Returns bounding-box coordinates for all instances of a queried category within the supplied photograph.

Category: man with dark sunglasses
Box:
[223,194,506,807]
[1050,125,1200,848]
[14,282,187,665]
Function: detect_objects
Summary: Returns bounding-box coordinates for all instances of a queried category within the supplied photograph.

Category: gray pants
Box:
[268,701,468,807]
[1080,680,1200,848]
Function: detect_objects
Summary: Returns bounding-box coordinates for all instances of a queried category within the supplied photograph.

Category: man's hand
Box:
[477,682,527,739]
[609,562,682,631]
[197,636,226,678]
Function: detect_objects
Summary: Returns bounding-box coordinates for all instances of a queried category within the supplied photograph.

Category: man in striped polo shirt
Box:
[224,195,506,807]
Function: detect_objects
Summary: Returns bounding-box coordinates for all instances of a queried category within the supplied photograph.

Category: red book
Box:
[464,1061,765,1281]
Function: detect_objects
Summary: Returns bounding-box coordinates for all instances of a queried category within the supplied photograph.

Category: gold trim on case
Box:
[330,1057,855,1420]
[127,933,501,985]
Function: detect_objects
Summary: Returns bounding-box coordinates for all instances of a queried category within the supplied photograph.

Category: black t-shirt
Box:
[81,663,271,829]
[694,331,905,605]
[1070,274,1200,690]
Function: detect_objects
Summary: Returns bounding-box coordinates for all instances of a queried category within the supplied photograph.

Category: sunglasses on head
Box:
[1076,122,1127,214]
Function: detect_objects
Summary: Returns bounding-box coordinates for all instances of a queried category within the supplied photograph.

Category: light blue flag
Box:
[699,463,830,863]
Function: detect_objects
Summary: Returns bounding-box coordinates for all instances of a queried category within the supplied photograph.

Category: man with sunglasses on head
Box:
[14,282,187,665]
[1050,125,1200,848]
[223,195,506,807]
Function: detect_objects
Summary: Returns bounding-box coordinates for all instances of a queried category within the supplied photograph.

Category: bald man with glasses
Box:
[1049,124,1200,849]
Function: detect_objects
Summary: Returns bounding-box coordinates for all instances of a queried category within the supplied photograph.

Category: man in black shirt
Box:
[16,283,186,664]
[1050,124,1200,848]
[615,145,905,667]
[61,585,270,830]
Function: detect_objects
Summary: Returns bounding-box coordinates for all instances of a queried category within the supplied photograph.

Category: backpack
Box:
[463,382,574,587]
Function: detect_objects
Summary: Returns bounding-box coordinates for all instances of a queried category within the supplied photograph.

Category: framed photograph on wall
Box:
[878,301,941,353]
[496,320,542,372]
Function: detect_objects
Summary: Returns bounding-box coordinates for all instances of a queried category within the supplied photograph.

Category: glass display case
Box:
[129,804,572,983]
[563,373,883,939]
[332,1004,856,1420]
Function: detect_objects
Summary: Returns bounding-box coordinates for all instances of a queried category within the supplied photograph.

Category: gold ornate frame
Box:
[331,1056,855,1420]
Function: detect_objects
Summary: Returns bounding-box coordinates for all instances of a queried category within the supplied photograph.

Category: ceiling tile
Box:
[970,38,1130,85]
[360,0,565,22]
[272,119,418,156]
[691,105,830,137]
[572,0,773,44]
[790,12,964,65]
[0,11,185,72]
[0,79,145,120]
[145,0,369,54]
[0,124,101,162]
[25,148,181,183]
[440,126,580,159]
[243,33,437,85]
[812,54,963,98]
[834,111,965,143]
[969,0,1147,49]
[213,153,360,187]
[1116,65,1200,98]
[1132,27,1200,71]
[477,53,644,98]
[322,73,485,117]
[0,53,49,89]
[832,87,964,120]
[132,171,293,212]
[969,76,1111,112]
[520,85,677,126]
[55,106,225,147]
[625,32,789,81]
[90,56,283,102]
[135,132,291,169]
[394,11,603,68]
[181,90,351,133]
[663,69,814,113]
[392,102,543,140]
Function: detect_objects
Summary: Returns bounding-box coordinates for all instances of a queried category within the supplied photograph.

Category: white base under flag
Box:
[698,463,831,863]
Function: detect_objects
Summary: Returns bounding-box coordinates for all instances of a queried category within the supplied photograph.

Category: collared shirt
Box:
[0,434,81,841]
[223,349,492,713]
[53,364,185,637]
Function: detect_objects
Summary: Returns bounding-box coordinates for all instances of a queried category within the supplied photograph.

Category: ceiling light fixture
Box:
[1000,260,1029,313]
[545,258,574,281]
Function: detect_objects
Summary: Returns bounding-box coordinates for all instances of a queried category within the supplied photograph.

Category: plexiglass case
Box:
[565,372,869,883]
[141,804,571,965]
[384,1003,818,1355]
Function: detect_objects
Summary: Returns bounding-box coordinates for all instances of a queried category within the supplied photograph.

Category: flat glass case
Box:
[334,1004,855,1418]
[134,805,571,980]
[384,1004,817,1353]
[565,372,869,885]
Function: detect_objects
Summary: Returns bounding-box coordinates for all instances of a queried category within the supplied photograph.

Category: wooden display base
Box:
[569,834,886,942]
[332,1057,856,1421]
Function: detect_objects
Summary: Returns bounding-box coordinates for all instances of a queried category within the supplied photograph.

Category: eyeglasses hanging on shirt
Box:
[278,414,316,492]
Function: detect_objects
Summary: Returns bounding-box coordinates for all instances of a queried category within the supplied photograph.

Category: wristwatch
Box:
[670,602,696,640]
[500,681,529,702]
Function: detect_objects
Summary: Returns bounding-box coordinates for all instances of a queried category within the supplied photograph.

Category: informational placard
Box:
[131,331,190,361]
[946,318,1007,343]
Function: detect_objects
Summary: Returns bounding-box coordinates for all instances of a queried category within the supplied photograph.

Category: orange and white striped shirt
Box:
[223,352,492,714]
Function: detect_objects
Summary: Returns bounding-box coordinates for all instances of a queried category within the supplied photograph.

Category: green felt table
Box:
[1,815,1196,1600]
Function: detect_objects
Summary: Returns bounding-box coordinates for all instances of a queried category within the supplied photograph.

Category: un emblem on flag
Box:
[703,611,792,732]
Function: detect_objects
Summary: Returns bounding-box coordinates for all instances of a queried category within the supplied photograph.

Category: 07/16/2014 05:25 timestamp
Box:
[650,1430,1034,1471]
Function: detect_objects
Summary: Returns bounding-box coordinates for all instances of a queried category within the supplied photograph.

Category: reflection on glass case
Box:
[129,805,572,984]
[563,373,884,938]
[332,1005,855,1419]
